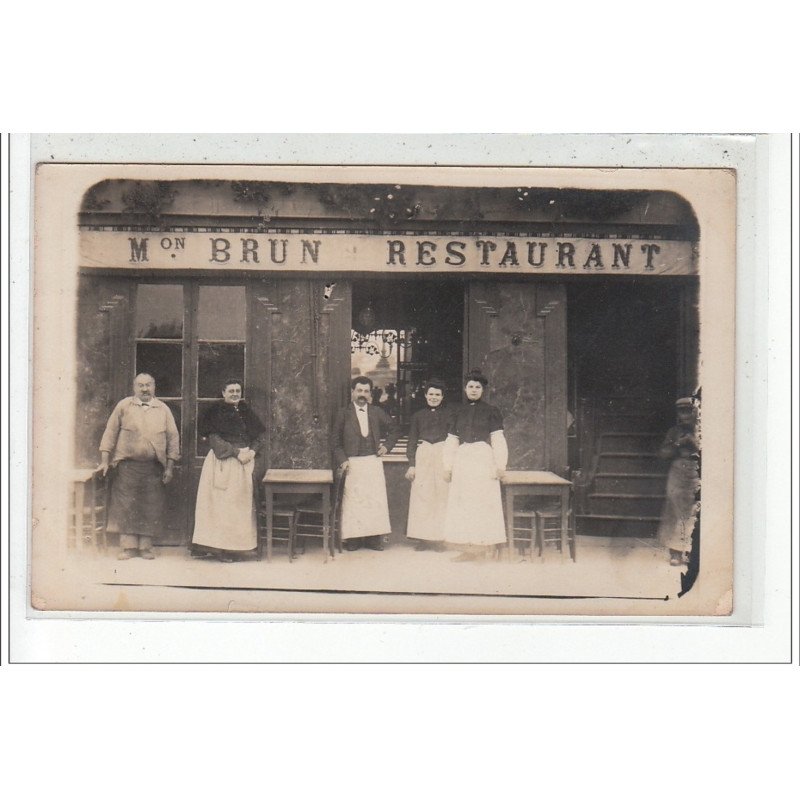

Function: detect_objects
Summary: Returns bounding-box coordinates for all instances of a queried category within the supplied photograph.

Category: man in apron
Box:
[332,376,398,551]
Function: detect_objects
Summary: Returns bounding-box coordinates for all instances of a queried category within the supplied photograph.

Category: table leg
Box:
[322,486,330,562]
[74,481,85,551]
[265,486,274,562]
[504,487,514,561]
[560,487,568,561]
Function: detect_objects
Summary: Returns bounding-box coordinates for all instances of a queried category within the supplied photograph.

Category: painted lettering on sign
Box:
[91,231,695,275]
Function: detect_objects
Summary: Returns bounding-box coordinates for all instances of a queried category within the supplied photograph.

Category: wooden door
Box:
[132,280,260,544]
[464,281,568,474]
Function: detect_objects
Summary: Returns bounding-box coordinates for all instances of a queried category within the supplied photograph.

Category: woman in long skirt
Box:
[657,397,700,567]
[442,370,508,561]
[405,378,453,551]
[191,379,266,562]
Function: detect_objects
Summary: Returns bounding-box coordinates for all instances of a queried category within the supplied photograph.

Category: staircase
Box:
[575,398,670,538]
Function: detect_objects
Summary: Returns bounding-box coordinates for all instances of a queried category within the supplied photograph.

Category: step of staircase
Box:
[594,472,668,494]
[576,514,660,538]
[599,432,663,452]
[588,493,665,517]
[597,452,663,472]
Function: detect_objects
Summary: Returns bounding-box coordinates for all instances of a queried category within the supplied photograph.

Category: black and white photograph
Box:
[27,157,736,616]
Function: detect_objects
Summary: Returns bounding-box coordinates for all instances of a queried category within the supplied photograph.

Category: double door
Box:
[131,279,268,544]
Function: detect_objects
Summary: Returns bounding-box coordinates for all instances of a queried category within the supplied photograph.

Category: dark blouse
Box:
[449,400,504,445]
[406,405,455,466]
[199,400,266,459]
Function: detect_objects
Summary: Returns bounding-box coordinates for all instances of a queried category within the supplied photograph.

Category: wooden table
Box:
[501,471,572,559]
[262,469,335,562]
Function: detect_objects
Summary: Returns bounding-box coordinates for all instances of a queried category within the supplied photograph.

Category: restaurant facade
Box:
[74,177,700,548]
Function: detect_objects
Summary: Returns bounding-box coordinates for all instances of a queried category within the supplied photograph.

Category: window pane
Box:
[164,400,182,440]
[136,342,183,397]
[135,284,183,339]
[198,343,245,399]
[198,286,246,341]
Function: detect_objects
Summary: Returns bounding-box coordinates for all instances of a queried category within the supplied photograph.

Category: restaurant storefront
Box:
[75,179,699,547]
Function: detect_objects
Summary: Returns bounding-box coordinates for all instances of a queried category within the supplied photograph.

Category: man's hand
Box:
[495,467,506,480]
[377,445,388,457]
[237,448,255,464]
[162,467,174,485]
[96,454,110,477]
[337,460,350,479]
[404,466,416,482]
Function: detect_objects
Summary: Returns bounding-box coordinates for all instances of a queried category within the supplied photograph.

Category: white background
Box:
[1,3,798,800]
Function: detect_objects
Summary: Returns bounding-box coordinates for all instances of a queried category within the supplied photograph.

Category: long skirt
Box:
[341,455,391,540]
[657,457,700,554]
[443,442,506,546]
[192,451,257,552]
[406,441,449,542]
[107,460,165,537]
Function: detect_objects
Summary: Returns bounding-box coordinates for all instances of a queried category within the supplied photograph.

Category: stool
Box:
[535,510,577,561]
[257,504,297,561]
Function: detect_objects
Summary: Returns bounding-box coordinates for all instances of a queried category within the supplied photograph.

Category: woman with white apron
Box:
[191,379,266,562]
[442,370,508,561]
[404,378,454,551]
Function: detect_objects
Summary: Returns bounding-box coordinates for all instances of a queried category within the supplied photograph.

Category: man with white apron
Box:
[332,376,398,551]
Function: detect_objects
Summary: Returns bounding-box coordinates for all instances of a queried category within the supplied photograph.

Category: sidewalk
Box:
[40,536,686,615]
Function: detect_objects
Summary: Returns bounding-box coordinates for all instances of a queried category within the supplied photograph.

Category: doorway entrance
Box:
[131,280,265,545]
[567,279,695,536]
[350,278,465,435]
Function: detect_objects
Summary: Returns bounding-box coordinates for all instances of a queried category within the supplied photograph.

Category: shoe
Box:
[117,549,136,561]
[413,541,430,551]
[139,549,156,560]
[452,551,478,562]
[217,554,236,563]
[364,537,385,551]
[344,540,361,552]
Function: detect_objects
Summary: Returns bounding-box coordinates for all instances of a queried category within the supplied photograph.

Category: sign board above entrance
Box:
[80,231,696,275]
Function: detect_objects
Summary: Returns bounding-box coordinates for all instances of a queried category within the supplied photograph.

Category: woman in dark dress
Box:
[404,378,453,551]
[191,379,266,562]
[442,369,508,560]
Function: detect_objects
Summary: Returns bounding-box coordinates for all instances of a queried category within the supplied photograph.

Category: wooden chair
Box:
[257,495,297,561]
[509,506,538,559]
[535,508,577,561]
[71,471,109,551]
[293,472,345,558]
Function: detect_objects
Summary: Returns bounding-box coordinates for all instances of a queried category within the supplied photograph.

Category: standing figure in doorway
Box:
[657,397,700,567]
[98,373,180,560]
[333,376,398,551]
[405,378,453,551]
[191,379,266,562]
[442,369,508,560]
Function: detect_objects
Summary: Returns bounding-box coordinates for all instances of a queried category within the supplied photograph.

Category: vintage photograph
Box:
[30,163,735,615]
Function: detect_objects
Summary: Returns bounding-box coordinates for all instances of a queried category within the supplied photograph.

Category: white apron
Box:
[192,451,257,551]
[406,441,449,541]
[341,455,391,540]
[443,441,506,546]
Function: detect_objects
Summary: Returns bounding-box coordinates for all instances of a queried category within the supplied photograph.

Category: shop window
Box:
[196,285,246,457]
[134,284,184,400]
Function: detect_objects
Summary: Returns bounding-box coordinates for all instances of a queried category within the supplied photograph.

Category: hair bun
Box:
[464,369,489,387]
